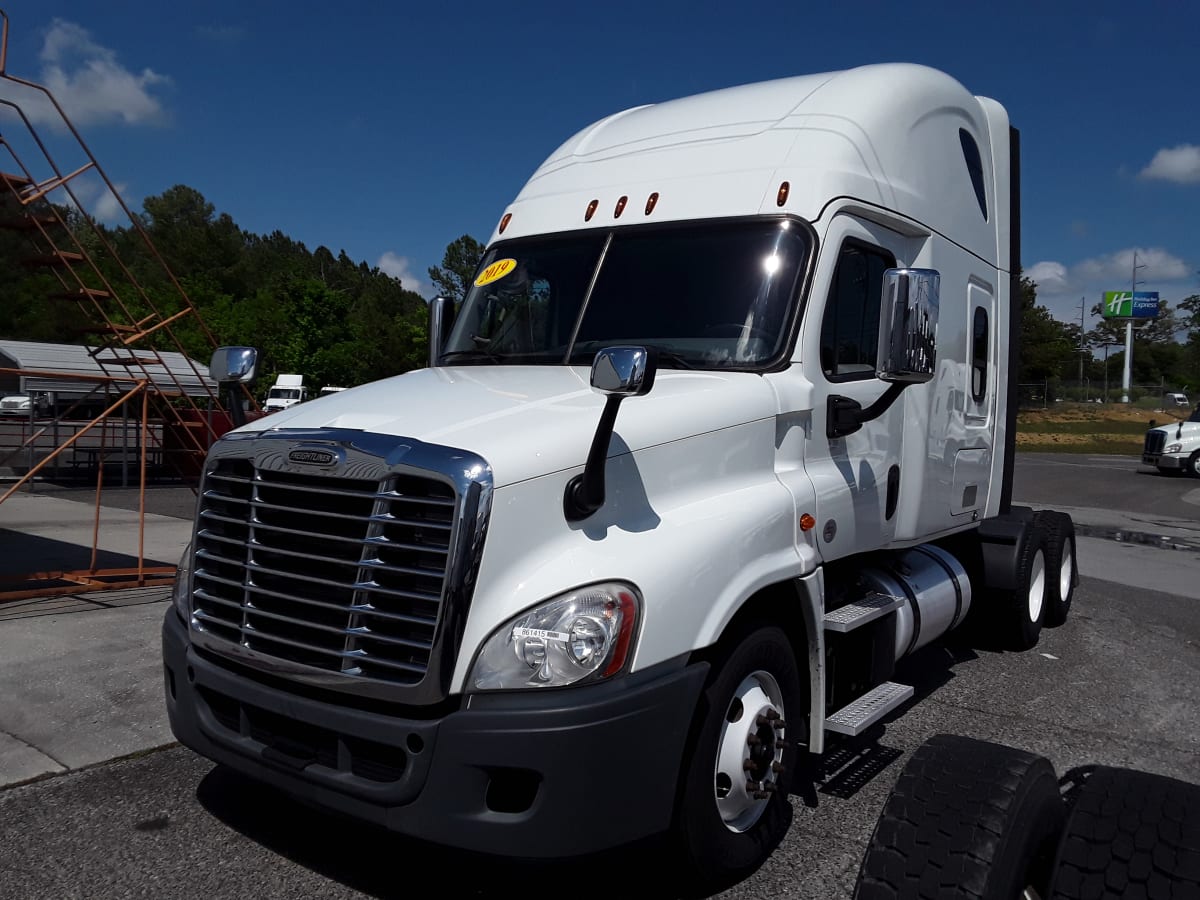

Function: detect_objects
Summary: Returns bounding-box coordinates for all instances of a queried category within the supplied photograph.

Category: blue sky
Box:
[0,0,1196,333]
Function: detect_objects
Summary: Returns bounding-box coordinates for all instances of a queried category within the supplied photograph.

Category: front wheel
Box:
[1187,451,1200,478]
[673,624,805,895]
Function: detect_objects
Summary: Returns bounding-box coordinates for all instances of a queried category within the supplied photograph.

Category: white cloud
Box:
[1026,261,1069,294]
[1139,144,1200,184]
[93,183,128,222]
[377,251,429,297]
[1073,247,1190,283]
[31,19,170,127]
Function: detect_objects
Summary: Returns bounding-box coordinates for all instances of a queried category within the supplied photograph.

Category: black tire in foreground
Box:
[1036,510,1078,628]
[1049,765,1200,899]
[995,519,1049,651]
[853,734,1065,900]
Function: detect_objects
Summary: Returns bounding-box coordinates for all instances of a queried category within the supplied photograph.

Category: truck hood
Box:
[242,365,779,487]
[1150,420,1200,441]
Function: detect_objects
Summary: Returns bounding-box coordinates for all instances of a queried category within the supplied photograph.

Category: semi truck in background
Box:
[165,63,1080,891]
[1142,403,1200,476]
[263,373,306,413]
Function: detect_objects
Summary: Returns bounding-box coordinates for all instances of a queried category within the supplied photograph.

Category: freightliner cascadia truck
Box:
[164,63,1079,889]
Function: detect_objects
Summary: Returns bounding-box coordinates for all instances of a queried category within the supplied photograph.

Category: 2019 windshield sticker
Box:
[475,258,517,286]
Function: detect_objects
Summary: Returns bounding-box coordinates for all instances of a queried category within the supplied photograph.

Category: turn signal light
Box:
[799,513,816,532]
[776,182,790,207]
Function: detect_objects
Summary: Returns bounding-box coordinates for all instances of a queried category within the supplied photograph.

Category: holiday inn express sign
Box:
[1102,291,1159,318]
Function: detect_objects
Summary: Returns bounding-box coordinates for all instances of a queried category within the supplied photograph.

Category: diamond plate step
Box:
[823,592,904,633]
[825,682,914,736]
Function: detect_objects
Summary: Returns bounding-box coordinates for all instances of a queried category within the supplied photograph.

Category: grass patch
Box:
[1015,402,1184,454]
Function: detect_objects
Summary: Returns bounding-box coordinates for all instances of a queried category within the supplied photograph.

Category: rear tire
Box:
[673,624,805,895]
[1037,511,1077,628]
[853,734,1065,899]
[1049,765,1200,899]
[997,522,1048,651]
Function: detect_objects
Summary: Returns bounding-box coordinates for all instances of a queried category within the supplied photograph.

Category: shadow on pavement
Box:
[0,527,176,580]
[195,764,685,899]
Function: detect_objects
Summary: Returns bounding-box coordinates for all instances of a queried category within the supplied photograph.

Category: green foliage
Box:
[427,234,485,303]
[1017,274,1080,382]
[0,184,435,394]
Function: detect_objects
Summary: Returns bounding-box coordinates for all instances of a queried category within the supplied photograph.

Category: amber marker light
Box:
[645,192,659,215]
[799,513,816,532]
[614,195,628,218]
[776,182,790,207]
[498,212,512,233]
[585,199,599,221]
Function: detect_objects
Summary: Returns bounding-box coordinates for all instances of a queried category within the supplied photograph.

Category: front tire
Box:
[673,624,804,894]
[1187,451,1200,478]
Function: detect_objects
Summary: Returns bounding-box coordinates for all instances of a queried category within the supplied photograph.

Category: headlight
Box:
[172,542,193,620]
[1165,442,1182,453]
[470,582,640,691]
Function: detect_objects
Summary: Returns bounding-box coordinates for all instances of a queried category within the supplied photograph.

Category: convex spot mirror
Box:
[877,269,939,384]
[590,346,657,397]
[210,346,258,384]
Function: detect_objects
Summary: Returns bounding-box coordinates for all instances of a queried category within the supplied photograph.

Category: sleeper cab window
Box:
[820,241,896,380]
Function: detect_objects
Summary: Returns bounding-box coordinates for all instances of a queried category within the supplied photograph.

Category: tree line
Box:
[0,185,1195,398]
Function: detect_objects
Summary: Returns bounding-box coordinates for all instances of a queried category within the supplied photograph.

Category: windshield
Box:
[441,219,811,370]
[269,388,302,400]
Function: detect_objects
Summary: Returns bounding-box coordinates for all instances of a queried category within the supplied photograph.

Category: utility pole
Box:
[1122,251,1146,403]
[1077,296,1086,396]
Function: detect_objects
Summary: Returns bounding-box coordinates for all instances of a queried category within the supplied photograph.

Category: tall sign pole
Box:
[1121,251,1146,403]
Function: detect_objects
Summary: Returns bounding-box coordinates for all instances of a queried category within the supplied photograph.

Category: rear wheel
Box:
[673,624,804,894]
[996,523,1048,651]
[854,734,1065,899]
[1037,511,1077,628]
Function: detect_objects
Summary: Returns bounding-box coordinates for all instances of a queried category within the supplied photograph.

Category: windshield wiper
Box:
[567,342,697,370]
[440,348,503,363]
[648,347,697,370]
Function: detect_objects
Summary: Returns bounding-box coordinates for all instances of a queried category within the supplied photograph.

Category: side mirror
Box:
[564,346,658,522]
[877,268,939,384]
[590,346,657,397]
[209,347,258,384]
[209,346,257,429]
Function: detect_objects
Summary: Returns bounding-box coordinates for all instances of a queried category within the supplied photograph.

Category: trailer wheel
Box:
[854,734,1065,900]
[1037,511,1077,628]
[1049,765,1200,899]
[673,624,804,894]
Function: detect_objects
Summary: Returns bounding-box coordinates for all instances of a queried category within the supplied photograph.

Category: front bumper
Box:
[1143,453,1186,469]
[163,610,708,858]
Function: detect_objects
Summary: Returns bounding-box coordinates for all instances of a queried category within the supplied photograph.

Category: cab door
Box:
[801,214,917,561]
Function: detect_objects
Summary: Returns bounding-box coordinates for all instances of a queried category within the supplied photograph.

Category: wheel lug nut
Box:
[747,734,761,746]
[743,759,757,771]
[746,780,762,792]
[771,761,786,773]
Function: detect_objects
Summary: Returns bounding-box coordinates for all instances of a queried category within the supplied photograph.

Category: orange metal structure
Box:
[0,10,252,601]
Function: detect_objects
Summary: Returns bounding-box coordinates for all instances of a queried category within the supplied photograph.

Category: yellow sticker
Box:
[474,258,517,287]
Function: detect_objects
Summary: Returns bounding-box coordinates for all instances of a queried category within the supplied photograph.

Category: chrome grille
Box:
[1144,431,1166,455]
[192,457,457,686]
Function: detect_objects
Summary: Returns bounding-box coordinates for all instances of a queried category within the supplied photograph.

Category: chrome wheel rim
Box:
[714,670,786,833]
[1028,549,1046,621]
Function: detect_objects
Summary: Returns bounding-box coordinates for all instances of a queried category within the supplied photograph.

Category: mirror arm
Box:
[827,382,907,439]
[563,394,624,522]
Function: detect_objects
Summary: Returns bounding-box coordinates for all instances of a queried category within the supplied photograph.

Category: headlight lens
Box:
[1165,442,1182,453]
[172,542,193,620]
[470,582,640,691]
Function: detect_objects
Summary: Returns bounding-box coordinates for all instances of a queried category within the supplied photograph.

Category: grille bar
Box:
[192,455,457,688]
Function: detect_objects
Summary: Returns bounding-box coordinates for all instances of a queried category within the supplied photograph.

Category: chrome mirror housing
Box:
[209,347,258,384]
[877,269,939,384]
[590,346,657,397]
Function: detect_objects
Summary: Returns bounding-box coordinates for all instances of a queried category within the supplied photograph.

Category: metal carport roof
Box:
[0,339,216,398]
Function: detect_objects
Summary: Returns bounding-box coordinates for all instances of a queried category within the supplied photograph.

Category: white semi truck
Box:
[165,63,1078,889]
[1142,404,1200,476]
[263,373,306,413]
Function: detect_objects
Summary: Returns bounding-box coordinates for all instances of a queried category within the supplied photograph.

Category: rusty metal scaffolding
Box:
[0,10,254,601]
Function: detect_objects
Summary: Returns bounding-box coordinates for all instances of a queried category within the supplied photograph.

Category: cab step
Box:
[823,592,903,633]
[825,681,914,736]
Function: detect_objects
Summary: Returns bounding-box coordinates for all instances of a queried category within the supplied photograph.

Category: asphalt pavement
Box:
[0,454,1196,898]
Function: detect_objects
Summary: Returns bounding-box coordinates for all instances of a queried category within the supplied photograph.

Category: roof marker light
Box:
[644,192,659,215]
[614,195,628,218]
[498,212,512,233]
[585,199,599,222]
[776,182,790,207]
